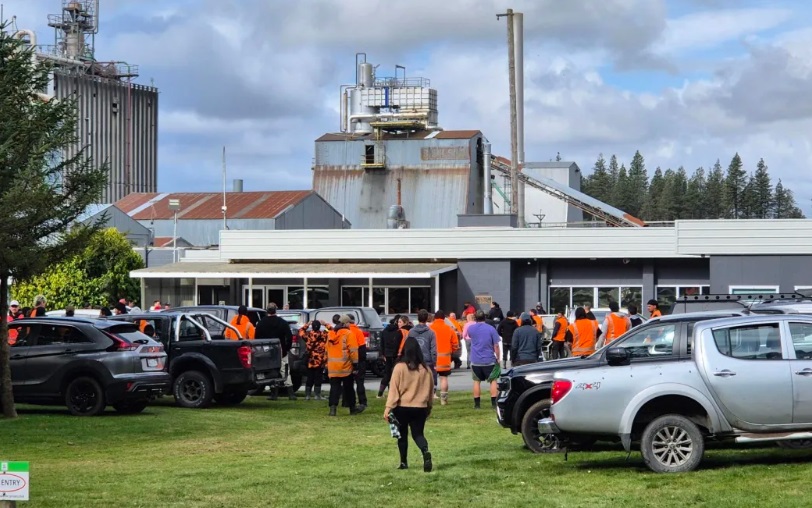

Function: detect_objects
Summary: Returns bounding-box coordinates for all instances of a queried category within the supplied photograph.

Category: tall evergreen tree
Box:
[773,180,805,218]
[626,150,649,216]
[684,167,707,219]
[584,153,613,205]
[608,154,620,197]
[656,169,677,220]
[739,176,756,219]
[612,163,635,212]
[723,153,747,218]
[704,159,726,219]
[750,158,773,219]
[641,167,665,221]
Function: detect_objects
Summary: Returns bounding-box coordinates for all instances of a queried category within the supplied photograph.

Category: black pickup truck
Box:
[109,312,283,408]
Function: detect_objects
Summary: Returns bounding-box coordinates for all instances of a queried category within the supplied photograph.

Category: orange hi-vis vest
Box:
[651,309,662,318]
[327,328,358,378]
[569,319,599,357]
[532,315,544,333]
[552,316,569,342]
[430,319,459,373]
[397,328,409,356]
[225,315,255,340]
[604,313,630,344]
[349,323,366,347]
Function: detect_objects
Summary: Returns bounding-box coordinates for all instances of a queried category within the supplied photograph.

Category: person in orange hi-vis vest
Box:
[568,307,599,357]
[224,305,256,340]
[599,301,631,347]
[549,310,569,360]
[647,299,663,319]
[529,309,544,333]
[348,314,368,409]
[326,314,364,416]
[429,310,459,406]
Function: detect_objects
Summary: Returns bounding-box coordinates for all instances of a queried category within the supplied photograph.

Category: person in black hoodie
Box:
[496,311,519,369]
[255,303,295,401]
[377,314,404,398]
[488,302,504,322]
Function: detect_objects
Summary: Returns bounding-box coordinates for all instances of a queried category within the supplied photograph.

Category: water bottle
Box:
[388,413,401,439]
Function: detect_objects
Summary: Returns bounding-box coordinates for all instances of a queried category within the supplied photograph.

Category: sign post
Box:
[0,461,29,506]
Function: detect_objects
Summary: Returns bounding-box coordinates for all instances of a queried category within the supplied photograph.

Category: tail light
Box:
[103,331,138,351]
[362,331,370,338]
[142,346,164,354]
[238,345,252,368]
[551,380,572,405]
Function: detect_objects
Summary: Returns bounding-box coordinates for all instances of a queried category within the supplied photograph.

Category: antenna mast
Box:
[222,146,227,230]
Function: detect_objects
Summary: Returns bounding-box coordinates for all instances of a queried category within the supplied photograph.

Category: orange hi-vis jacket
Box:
[532,315,544,333]
[552,316,569,342]
[604,313,630,344]
[224,315,256,340]
[327,327,358,378]
[569,319,599,357]
[650,309,662,318]
[349,323,366,347]
[430,318,460,373]
[397,328,409,357]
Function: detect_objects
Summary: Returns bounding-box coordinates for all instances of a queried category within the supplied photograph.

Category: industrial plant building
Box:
[10,0,158,203]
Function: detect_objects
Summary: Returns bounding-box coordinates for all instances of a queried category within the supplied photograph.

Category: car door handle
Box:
[713,370,737,377]
[794,369,812,376]
[11,354,23,360]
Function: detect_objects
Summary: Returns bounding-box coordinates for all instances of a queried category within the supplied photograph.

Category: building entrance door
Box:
[267,288,285,308]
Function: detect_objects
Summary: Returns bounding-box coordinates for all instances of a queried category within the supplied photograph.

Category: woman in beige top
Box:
[383,337,434,472]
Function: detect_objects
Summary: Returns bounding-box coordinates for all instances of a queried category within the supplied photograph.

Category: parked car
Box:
[496,309,749,453]
[109,311,282,408]
[9,317,170,416]
[544,314,812,473]
[308,307,385,375]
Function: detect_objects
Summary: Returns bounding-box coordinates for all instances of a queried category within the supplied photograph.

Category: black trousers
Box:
[550,340,567,360]
[356,345,367,405]
[393,406,429,464]
[305,366,324,390]
[328,375,356,408]
[503,342,512,365]
[379,356,397,392]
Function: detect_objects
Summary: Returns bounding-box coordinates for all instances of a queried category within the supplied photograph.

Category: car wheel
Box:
[65,376,106,416]
[521,399,562,453]
[777,440,812,450]
[112,400,149,414]
[641,414,705,473]
[173,370,214,409]
[214,388,248,406]
[371,359,386,377]
[290,372,303,393]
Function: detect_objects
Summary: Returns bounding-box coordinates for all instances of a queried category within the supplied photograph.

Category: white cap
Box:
[9,300,19,307]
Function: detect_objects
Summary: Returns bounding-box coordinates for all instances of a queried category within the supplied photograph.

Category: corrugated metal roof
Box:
[114,191,312,220]
[131,262,458,279]
[316,130,481,142]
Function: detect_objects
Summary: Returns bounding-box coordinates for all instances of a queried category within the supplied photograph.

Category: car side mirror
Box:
[606,347,630,366]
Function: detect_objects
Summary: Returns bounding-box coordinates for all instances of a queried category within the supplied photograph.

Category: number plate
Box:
[147,358,158,367]
[256,373,265,380]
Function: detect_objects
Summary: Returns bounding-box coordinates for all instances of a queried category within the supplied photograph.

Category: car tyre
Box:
[173,370,213,409]
[112,400,149,414]
[641,414,705,473]
[65,376,106,416]
[521,399,562,453]
[776,440,812,450]
[214,388,248,406]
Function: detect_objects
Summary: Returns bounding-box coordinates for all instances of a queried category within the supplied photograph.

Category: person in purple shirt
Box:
[466,310,501,409]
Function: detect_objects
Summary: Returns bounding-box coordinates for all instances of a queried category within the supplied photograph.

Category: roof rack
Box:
[671,292,812,314]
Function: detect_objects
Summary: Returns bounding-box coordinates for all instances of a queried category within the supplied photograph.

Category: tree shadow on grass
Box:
[571,449,812,472]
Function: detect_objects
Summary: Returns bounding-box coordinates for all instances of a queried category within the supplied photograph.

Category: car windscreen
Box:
[362,309,383,328]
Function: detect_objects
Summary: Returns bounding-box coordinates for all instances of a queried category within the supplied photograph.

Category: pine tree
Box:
[656,169,677,220]
[739,176,756,219]
[641,167,664,220]
[773,180,806,218]
[608,154,620,197]
[612,164,635,212]
[723,153,747,218]
[627,150,649,216]
[583,153,613,204]
[750,158,773,218]
[0,28,108,418]
[684,167,706,219]
[704,160,726,219]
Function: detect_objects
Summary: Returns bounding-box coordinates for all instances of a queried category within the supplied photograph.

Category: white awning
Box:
[130,262,457,279]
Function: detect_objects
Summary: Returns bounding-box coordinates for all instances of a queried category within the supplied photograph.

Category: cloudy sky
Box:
[4,0,812,213]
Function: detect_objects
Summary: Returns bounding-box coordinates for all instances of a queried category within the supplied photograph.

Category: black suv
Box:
[496,310,747,452]
[9,317,170,416]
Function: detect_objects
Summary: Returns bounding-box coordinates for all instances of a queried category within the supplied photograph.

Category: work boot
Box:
[266,387,278,401]
[474,397,481,409]
[314,387,323,400]
[422,450,433,473]
[350,405,366,415]
[440,392,448,406]
[329,405,337,417]
[288,388,297,401]
[304,387,312,401]
[398,463,409,470]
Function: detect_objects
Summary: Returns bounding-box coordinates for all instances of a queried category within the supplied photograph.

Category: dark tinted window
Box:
[193,314,226,338]
[35,325,92,346]
[789,322,812,360]
[9,323,36,347]
[178,317,204,341]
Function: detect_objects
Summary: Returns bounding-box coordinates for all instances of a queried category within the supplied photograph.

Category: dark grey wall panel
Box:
[655,259,710,285]
[549,259,644,285]
[457,260,512,312]
[709,255,812,293]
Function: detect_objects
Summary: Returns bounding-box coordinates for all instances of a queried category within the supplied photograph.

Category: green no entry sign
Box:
[0,462,29,501]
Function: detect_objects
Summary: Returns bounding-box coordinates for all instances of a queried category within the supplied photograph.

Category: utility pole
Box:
[497,9,520,225]
[221,146,227,231]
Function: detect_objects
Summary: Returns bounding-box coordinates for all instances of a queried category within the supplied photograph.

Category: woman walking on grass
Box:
[383,337,434,472]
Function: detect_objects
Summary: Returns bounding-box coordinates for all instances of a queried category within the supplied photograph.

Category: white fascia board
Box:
[130,271,442,279]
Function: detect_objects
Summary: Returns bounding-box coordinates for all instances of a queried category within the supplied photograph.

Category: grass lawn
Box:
[2,392,812,507]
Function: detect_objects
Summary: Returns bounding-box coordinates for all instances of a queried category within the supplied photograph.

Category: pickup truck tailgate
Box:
[251,339,282,383]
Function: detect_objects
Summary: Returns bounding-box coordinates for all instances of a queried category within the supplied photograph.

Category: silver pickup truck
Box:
[542,314,812,472]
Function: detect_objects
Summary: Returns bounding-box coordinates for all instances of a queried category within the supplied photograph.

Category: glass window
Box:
[657,287,677,314]
[572,288,594,308]
[387,288,409,314]
[288,287,329,309]
[34,325,82,346]
[712,323,782,360]
[372,287,386,314]
[679,286,702,298]
[789,322,812,360]
[178,318,204,342]
[620,287,642,309]
[598,287,620,308]
[342,287,364,306]
[614,323,677,358]
[550,288,571,314]
[410,287,431,314]
[9,323,36,347]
